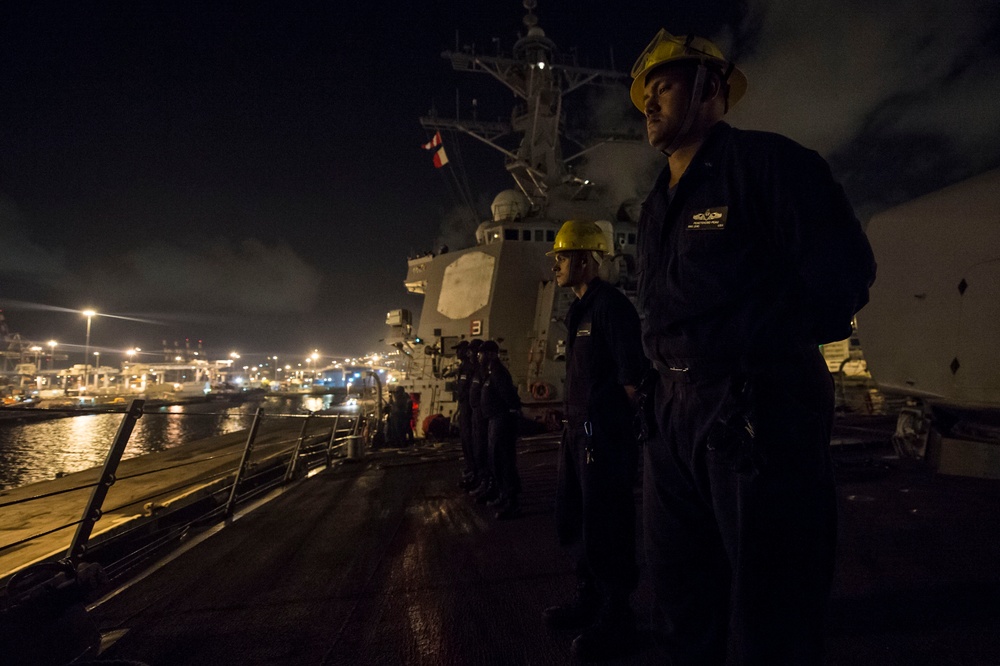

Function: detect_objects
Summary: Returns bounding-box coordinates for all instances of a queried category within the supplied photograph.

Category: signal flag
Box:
[432,146,449,168]
[422,131,443,150]
[422,131,449,168]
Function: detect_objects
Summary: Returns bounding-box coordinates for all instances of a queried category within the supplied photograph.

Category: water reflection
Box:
[0,394,351,490]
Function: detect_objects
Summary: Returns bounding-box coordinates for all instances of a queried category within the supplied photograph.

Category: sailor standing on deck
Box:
[391,385,413,446]
[452,341,478,489]
[467,339,496,501]
[629,30,876,664]
[478,340,522,520]
[542,220,648,662]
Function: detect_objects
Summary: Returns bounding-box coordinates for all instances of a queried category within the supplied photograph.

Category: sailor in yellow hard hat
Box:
[547,219,608,255]
[543,219,648,661]
[548,219,614,295]
[630,27,876,666]
[630,29,747,159]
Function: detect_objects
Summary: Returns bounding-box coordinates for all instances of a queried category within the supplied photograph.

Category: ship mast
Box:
[420,0,627,213]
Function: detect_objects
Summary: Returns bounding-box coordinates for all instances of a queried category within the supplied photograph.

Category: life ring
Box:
[530,381,553,401]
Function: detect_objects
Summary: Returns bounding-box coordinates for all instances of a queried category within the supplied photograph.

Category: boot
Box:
[570,591,637,662]
[495,496,520,520]
[467,479,489,496]
[486,493,508,508]
[475,482,498,504]
[542,580,600,631]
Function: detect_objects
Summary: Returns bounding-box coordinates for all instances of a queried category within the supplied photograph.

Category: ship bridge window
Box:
[522,229,531,241]
[485,227,501,243]
[534,229,544,241]
[546,230,556,242]
[504,228,519,241]
[628,232,636,244]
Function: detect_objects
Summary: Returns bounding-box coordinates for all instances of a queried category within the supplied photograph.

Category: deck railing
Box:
[0,399,371,663]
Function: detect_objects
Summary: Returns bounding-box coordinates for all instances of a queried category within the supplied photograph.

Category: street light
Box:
[48,340,57,370]
[309,351,320,382]
[125,349,136,391]
[29,346,42,384]
[81,309,97,393]
[93,351,101,389]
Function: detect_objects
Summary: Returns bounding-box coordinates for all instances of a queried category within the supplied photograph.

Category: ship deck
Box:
[88,415,1000,665]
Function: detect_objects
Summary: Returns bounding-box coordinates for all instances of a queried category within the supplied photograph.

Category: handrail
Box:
[0,425,351,554]
[0,448,249,510]
[0,409,364,593]
[0,518,87,556]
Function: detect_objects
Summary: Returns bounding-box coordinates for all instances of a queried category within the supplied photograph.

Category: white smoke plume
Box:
[728,0,1000,201]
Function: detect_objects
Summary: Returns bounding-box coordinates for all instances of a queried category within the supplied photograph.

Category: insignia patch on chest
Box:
[686,206,728,230]
[576,325,592,337]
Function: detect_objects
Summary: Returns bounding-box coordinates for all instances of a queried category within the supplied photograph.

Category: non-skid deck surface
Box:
[91,420,1000,665]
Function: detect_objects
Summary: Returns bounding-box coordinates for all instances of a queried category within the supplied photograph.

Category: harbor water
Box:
[0,394,351,491]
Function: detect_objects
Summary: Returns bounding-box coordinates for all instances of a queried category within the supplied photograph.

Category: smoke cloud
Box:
[0,198,68,281]
[728,0,1000,211]
[81,238,322,314]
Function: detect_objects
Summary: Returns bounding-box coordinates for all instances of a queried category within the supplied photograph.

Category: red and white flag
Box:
[432,146,449,168]
[422,131,449,168]
[422,131,443,150]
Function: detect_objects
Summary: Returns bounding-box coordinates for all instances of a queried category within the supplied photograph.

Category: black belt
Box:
[652,346,819,383]
[652,358,736,384]
[562,419,594,436]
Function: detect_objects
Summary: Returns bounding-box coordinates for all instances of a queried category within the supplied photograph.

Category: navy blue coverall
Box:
[467,363,491,490]
[455,355,475,480]
[480,358,521,503]
[558,278,648,597]
[637,122,876,665]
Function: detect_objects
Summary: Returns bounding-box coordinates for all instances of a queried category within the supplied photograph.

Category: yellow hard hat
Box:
[547,220,609,256]
[629,29,747,112]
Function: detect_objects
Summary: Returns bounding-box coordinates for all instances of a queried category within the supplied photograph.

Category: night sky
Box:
[2,1,998,366]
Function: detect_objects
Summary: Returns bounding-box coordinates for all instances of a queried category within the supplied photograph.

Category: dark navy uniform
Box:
[454,350,476,483]
[480,355,521,509]
[389,387,413,445]
[637,122,876,664]
[558,278,647,598]
[467,353,491,493]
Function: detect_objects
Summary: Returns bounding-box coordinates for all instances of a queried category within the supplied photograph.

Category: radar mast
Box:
[420,0,628,214]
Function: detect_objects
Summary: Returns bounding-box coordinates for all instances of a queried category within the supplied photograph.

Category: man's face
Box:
[642,64,694,152]
[552,251,584,288]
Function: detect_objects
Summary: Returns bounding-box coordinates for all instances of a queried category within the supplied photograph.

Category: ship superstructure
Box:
[387,1,645,431]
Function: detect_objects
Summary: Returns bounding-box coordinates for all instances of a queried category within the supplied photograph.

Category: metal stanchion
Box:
[66,399,144,562]
[347,414,365,460]
[224,407,263,520]
[284,413,312,482]
[325,414,341,467]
